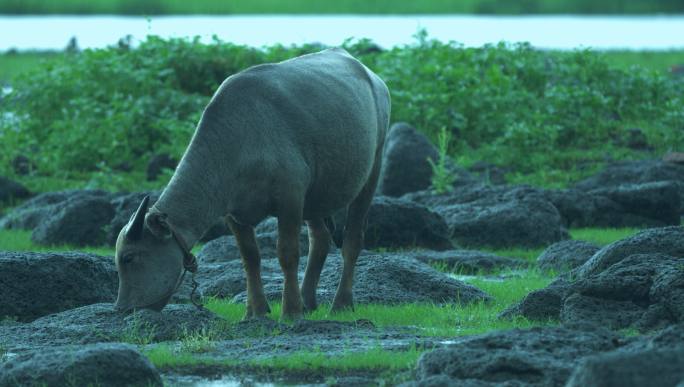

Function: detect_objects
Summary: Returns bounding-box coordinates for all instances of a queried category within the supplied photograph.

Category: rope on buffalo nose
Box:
[171,229,204,310]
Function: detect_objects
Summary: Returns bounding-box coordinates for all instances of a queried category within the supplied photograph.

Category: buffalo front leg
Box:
[301,218,331,311]
[226,217,270,319]
[277,212,304,320]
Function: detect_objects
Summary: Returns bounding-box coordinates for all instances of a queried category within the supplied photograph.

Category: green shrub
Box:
[1,34,682,188]
[428,126,456,193]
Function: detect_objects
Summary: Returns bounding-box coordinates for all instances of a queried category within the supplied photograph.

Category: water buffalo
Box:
[114,48,390,319]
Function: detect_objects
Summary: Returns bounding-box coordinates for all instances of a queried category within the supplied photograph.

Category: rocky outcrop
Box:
[223,253,490,306]
[377,122,475,197]
[537,240,600,273]
[544,181,681,228]
[146,153,177,181]
[0,343,162,387]
[0,176,31,204]
[31,195,115,246]
[330,196,453,251]
[406,185,567,248]
[105,191,160,245]
[407,249,526,274]
[0,190,109,231]
[0,303,221,348]
[411,326,624,386]
[502,227,684,331]
[0,252,117,322]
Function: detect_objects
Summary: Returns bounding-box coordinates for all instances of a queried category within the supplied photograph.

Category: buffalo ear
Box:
[126,196,149,241]
[145,210,172,239]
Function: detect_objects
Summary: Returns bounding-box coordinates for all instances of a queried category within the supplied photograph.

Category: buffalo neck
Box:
[153,117,235,247]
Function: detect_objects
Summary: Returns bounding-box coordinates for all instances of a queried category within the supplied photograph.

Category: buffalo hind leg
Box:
[277,208,305,320]
[226,217,270,319]
[331,155,382,313]
[301,218,331,311]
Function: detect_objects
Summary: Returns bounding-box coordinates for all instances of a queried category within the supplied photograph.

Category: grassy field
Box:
[0,225,642,375]
[0,0,681,14]
[0,51,63,83]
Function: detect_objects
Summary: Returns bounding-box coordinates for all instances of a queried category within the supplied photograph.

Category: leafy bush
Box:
[1,34,682,189]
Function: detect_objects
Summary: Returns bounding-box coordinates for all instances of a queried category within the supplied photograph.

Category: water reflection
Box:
[1,15,683,51]
[164,374,278,387]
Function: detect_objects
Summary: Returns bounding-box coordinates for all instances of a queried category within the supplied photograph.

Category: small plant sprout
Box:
[428,126,456,194]
[179,327,218,353]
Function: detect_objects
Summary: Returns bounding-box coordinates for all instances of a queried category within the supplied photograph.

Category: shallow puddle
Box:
[449,269,528,283]
[163,373,291,386]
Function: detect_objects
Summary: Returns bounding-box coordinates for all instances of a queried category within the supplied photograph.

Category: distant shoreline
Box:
[0,0,682,16]
[1,15,684,52]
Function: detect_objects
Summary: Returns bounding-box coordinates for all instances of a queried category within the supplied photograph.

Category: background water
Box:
[1,15,683,51]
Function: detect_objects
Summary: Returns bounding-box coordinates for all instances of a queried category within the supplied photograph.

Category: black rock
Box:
[0,175,31,204]
[407,249,526,274]
[0,190,110,231]
[31,195,115,246]
[199,217,232,242]
[0,252,117,322]
[412,326,624,386]
[612,127,652,151]
[567,347,684,387]
[105,191,160,246]
[199,229,310,263]
[0,343,162,387]
[363,196,453,250]
[574,159,684,214]
[231,253,490,306]
[588,181,681,226]
[146,153,177,181]
[499,278,571,321]
[406,185,567,248]
[10,155,37,175]
[330,196,453,251]
[561,252,684,330]
[0,303,222,348]
[377,122,440,197]
[537,240,600,273]
[578,226,684,277]
[544,183,681,228]
[377,122,475,197]
[504,227,684,331]
[191,261,250,299]
[467,161,509,185]
[575,160,684,191]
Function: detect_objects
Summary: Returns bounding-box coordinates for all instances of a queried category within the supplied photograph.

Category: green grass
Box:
[145,343,422,373]
[601,50,684,74]
[0,51,64,83]
[0,230,115,256]
[484,247,545,262]
[0,224,646,376]
[205,267,553,338]
[0,229,203,255]
[7,170,169,195]
[0,0,681,15]
[569,227,640,246]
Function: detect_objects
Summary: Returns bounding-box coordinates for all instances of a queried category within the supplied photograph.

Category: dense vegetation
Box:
[0,0,682,14]
[1,34,682,190]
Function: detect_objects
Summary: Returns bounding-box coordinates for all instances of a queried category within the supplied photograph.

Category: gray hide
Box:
[114,48,391,318]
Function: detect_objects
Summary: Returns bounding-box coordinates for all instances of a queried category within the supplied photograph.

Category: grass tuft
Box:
[0,230,115,256]
[569,227,641,246]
